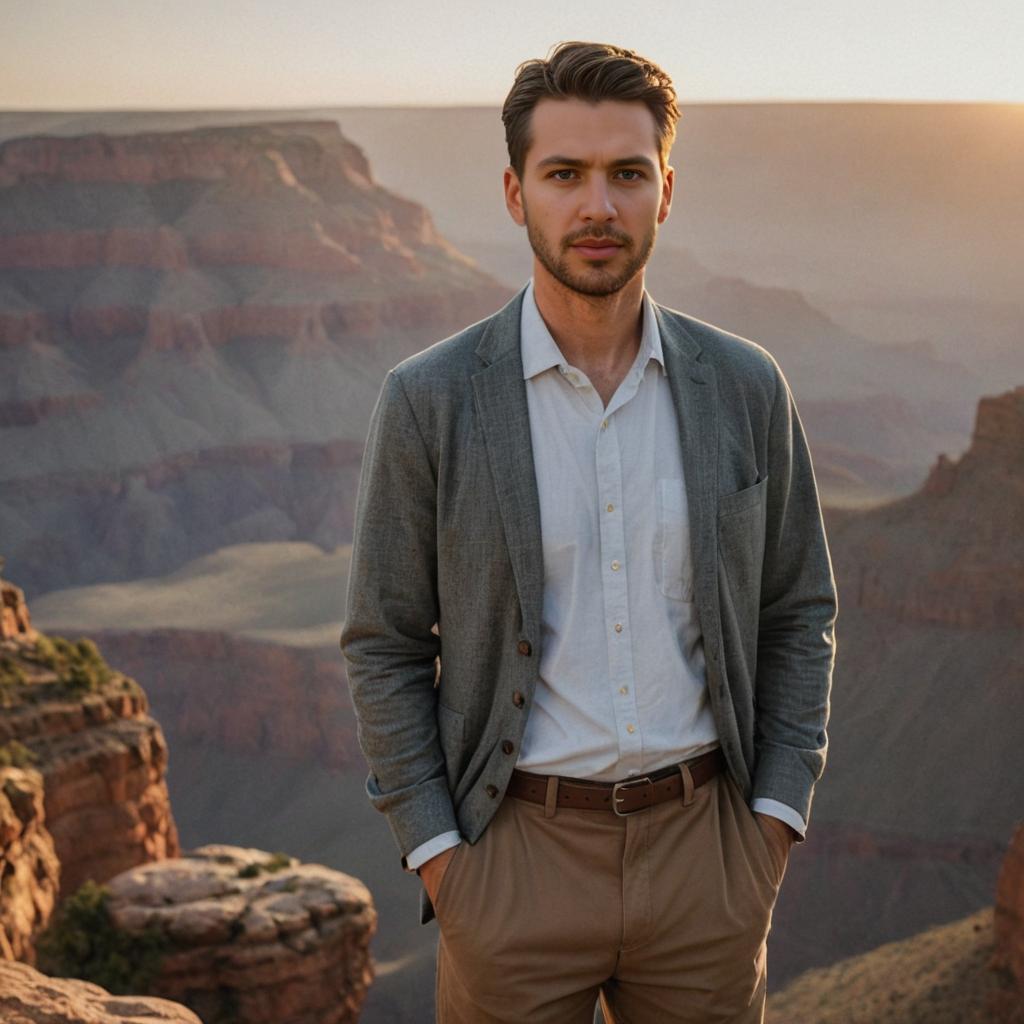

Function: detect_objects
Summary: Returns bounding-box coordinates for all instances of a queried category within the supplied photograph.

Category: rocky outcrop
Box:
[0,577,180,922]
[995,823,1024,993]
[828,386,1024,629]
[103,845,375,1024]
[0,768,60,963]
[0,959,202,1022]
[2,571,37,642]
[0,120,511,595]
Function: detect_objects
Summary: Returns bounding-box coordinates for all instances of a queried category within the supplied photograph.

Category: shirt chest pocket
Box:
[655,477,695,602]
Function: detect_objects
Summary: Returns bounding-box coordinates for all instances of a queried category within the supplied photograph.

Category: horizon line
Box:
[3,97,1023,114]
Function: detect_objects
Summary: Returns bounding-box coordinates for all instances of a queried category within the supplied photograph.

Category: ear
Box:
[658,164,675,225]
[504,166,527,227]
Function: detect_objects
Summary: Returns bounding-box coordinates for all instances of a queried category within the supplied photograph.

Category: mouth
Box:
[571,239,625,259]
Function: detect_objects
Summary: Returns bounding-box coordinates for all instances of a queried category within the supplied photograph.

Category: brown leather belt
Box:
[507,748,725,817]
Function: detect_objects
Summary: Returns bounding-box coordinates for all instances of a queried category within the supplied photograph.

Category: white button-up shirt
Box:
[406,280,804,869]
[515,280,718,778]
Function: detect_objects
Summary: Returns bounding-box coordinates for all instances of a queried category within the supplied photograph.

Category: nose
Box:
[578,176,617,223]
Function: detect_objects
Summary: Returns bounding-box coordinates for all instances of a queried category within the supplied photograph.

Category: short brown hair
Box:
[501,41,680,179]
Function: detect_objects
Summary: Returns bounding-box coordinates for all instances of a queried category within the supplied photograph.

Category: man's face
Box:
[504,97,674,298]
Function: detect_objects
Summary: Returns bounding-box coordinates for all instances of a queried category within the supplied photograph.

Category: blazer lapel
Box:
[654,303,720,618]
[472,288,545,638]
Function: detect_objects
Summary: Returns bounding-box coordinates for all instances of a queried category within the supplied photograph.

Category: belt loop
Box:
[544,775,559,818]
[678,763,695,807]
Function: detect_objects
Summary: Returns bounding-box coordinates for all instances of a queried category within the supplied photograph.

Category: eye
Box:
[550,169,577,181]
[615,169,644,181]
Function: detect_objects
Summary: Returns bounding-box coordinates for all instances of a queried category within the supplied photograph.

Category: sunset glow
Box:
[2,0,1023,108]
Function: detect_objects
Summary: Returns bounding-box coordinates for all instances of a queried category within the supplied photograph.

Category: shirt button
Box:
[626,723,636,734]
[512,690,525,708]
[502,740,515,755]
[614,623,623,633]
[517,640,532,656]
[611,560,620,571]
[601,419,608,430]
[485,784,499,798]
[606,503,614,513]
[619,685,629,695]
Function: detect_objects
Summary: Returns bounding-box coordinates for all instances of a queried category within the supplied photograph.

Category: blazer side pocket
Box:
[437,702,465,789]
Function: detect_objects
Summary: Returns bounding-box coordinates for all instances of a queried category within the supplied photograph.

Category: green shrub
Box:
[36,879,171,993]
[28,633,114,694]
[0,654,26,689]
[0,740,38,768]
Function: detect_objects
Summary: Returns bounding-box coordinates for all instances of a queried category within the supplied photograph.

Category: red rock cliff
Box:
[0,571,180,962]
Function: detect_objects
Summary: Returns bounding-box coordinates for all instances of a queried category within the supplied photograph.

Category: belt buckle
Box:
[611,775,654,816]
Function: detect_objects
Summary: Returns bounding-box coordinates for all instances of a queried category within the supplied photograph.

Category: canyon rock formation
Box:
[0,120,511,595]
[829,385,1024,630]
[1,571,180,960]
[104,844,375,1024]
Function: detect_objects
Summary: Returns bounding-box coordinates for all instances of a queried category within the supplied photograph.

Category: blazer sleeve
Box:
[751,357,838,830]
[339,369,458,866]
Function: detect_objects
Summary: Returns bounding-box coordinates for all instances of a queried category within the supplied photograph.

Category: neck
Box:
[531,264,646,376]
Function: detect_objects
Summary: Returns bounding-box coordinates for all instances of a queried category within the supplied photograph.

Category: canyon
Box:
[3,105,1022,1020]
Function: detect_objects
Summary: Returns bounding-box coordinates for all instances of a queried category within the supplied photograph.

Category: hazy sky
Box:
[4,0,1023,108]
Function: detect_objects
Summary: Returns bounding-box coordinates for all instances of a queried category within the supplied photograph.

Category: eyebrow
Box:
[535,154,658,173]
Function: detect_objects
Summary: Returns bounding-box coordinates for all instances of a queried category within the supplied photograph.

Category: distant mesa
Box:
[0,120,511,595]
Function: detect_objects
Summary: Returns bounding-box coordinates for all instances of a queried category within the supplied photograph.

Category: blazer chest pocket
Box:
[656,478,695,602]
[718,474,769,518]
[717,475,769,608]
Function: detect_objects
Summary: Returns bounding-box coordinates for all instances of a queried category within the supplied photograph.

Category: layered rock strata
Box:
[0,958,202,1023]
[0,120,511,594]
[104,844,376,1024]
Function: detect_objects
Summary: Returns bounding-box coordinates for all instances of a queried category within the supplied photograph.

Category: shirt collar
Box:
[520,278,665,381]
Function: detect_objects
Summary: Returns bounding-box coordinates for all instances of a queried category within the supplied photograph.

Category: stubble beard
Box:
[524,207,657,298]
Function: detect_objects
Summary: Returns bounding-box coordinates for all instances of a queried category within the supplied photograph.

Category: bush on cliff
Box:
[36,878,171,994]
[32,635,113,693]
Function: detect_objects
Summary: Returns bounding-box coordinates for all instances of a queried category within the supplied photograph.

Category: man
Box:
[341,41,837,1023]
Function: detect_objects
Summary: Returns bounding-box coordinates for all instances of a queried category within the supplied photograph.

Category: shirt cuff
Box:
[405,830,463,872]
[751,798,807,839]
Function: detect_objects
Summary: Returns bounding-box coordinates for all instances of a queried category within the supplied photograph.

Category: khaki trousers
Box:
[433,770,788,1023]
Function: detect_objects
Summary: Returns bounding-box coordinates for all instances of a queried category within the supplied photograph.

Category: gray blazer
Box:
[340,285,837,922]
